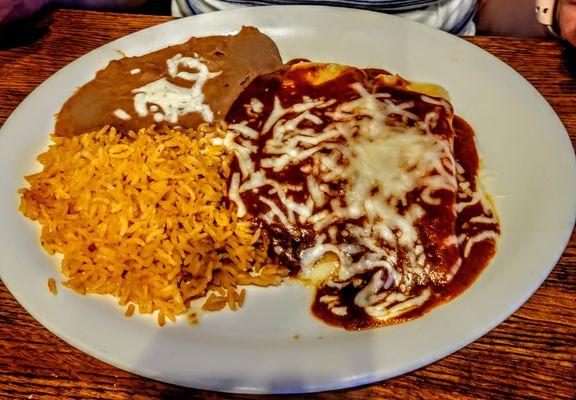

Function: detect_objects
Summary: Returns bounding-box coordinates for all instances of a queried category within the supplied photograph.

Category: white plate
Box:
[0,6,575,394]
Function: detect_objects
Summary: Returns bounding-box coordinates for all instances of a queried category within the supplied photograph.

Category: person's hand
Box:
[558,0,576,45]
[0,0,148,25]
[1,0,49,25]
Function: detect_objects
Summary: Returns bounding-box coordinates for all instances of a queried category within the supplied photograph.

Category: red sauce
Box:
[226,64,500,330]
[311,116,499,330]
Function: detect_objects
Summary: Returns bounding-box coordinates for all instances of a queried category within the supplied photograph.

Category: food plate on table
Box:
[0,6,574,394]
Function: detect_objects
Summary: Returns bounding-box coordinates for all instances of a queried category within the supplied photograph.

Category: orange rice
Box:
[20,124,288,323]
[47,278,57,295]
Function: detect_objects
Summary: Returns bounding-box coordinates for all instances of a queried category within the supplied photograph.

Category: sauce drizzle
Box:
[224,64,499,330]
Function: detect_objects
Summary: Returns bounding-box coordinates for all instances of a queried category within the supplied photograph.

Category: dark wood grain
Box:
[0,8,574,400]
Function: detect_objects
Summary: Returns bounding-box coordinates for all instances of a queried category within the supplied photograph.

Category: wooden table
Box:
[1,8,575,400]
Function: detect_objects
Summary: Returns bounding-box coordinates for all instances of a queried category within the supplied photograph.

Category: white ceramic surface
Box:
[0,6,575,394]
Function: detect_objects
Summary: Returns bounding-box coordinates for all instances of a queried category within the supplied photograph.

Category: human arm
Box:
[0,0,147,25]
[476,0,576,45]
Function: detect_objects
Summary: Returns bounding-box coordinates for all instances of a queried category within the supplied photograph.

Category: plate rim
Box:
[1,5,575,394]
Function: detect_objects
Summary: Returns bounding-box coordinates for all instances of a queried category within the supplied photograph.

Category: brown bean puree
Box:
[56,27,282,137]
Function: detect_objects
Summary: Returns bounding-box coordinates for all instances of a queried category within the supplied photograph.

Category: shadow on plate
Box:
[132,294,381,396]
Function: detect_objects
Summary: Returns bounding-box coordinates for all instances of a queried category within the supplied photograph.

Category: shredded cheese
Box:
[113,109,131,121]
[222,78,479,321]
[132,53,221,124]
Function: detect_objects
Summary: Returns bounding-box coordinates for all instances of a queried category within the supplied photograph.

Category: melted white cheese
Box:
[228,173,246,217]
[229,123,260,140]
[469,215,497,225]
[222,80,487,320]
[331,306,348,316]
[132,53,220,124]
[250,98,264,113]
[113,109,131,121]
[456,191,481,212]
[299,236,347,285]
[463,230,498,258]
[365,288,431,320]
